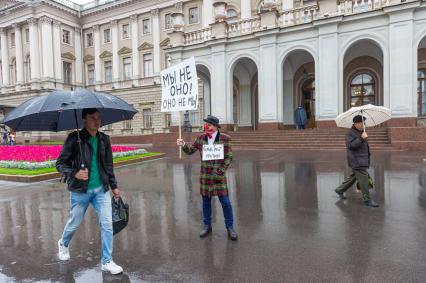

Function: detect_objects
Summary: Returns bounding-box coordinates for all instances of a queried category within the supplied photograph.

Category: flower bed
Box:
[0,145,147,170]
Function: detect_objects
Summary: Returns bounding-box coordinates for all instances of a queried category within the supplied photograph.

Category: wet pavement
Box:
[1,149,426,282]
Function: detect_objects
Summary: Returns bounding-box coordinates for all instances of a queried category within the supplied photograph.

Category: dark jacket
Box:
[56,128,117,193]
[182,132,232,197]
[294,106,308,126]
[346,126,370,169]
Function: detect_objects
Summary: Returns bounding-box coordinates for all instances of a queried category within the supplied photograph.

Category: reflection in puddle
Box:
[0,151,426,282]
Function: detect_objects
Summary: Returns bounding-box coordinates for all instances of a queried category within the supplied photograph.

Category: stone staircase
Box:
[229,128,394,150]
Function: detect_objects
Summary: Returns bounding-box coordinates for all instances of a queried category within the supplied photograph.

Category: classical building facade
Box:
[0,0,426,141]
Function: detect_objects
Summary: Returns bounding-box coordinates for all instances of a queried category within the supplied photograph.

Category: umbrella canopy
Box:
[2,89,137,132]
[335,104,391,128]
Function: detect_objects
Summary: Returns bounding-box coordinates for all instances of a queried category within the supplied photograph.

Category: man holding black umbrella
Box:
[56,108,123,274]
[335,115,379,207]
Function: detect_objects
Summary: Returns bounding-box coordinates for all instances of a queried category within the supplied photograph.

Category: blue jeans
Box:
[60,186,113,264]
[202,195,234,229]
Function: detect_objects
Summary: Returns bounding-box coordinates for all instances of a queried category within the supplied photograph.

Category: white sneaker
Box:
[57,239,70,261]
[101,260,123,275]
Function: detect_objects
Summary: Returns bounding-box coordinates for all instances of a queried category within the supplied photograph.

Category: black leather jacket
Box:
[346,126,370,169]
[56,128,118,193]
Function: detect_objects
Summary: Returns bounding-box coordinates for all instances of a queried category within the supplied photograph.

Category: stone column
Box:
[211,44,232,128]
[388,10,415,117]
[130,14,140,86]
[13,23,24,90]
[52,20,62,86]
[241,0,253,19]
[202,0,214,28]
[258,35,279,130]
[151,9,161,73]
[40,16,55,83]
[0,28,9,90]
[74,27,83,89]
[93,25,101,90]
[111,20,120,88]
[317,24,339,121]
[27,18,40,89]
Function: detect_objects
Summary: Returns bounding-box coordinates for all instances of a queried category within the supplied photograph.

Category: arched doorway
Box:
[231,58,259,131]
[299,77,315,128]
[417,36,426,116]
[282,50,316,129]
[343,39,383,110]
[196,64,211,127]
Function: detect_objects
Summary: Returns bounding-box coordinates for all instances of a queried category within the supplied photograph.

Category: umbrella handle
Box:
[361,111,366,133]
[74,109,85,168]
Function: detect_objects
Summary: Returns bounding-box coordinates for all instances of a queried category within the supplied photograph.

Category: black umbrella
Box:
[2,89,137,131]
[2,89,137,167]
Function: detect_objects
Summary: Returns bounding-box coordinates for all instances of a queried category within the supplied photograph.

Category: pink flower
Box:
[0,145,138,162]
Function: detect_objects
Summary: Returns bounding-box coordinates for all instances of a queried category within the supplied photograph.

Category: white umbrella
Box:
[335,104,392,129]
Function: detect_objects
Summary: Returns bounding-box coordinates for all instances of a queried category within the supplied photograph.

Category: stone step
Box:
[232,138,390,141]
[232,142,389,145]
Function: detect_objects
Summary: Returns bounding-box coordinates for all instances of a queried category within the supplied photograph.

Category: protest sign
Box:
[161,57,198,112]
[202,144,224,161]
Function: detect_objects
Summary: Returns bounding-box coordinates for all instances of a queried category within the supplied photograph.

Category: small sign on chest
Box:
[202,144,224,161]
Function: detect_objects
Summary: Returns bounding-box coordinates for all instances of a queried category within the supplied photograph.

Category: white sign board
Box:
[202,144,224,161]
[160,57,199,112]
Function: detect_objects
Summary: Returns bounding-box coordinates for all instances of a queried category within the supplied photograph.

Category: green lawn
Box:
[0,152,163,176]
[32,141,65,145]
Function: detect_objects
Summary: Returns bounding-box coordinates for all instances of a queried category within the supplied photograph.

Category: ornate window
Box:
[62,29,70,44]
[104,29,111,43]
[350,73,376,107]
[165,14,172,30]
[86,33,93,47]
[123,57,132,80]
[122,24,130,39]
[87,64,95,85]
[418,70,426,116]
[104,61,112,82]
[143,109,152,128]
[189,7,199,24]
[143,53,153,77]
[143,19,151,34]
[63,61,72,84]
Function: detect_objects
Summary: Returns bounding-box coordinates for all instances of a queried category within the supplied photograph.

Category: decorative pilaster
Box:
[53,20,62,86]
[202,0,213,27]
[12,23,24,90]
[111,20,120,87]
[40,16,55,84]
[93,25,101,90]
[0,28,10,90]
[27,18,40,89]
[74,27,83,88]
[130,14,140,85]
[151,9,161,74]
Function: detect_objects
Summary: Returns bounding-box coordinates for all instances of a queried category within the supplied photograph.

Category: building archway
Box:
[231,57,259,131]
[282,50,316,128]
[196,64,211,127]
[343,39,383,110]
[417,36,426,116]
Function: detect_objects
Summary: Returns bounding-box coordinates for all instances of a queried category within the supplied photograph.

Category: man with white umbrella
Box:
[335,115,380,207]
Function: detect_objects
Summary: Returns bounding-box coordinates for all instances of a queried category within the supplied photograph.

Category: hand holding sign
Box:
[176,139,185,146]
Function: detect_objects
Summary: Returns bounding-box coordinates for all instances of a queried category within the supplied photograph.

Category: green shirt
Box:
[88,135,103,190]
